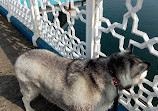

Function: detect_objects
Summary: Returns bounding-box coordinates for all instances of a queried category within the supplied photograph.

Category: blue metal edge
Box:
[10,16,33,42]
[0,5,8,18]
[36,38,62,56]
[19,0,83,8]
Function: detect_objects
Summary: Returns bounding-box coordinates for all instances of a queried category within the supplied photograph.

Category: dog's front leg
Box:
[19,81,38,111]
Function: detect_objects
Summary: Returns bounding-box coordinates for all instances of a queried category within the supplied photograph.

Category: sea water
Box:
[75,0,158,82]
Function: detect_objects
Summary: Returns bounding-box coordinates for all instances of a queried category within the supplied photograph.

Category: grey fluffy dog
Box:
[15,46,150,111]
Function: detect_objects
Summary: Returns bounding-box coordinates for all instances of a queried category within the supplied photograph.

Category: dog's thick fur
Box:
[15,49,150,111]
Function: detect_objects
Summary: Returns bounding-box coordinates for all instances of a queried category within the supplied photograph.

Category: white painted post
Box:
[27,0,40,46]
[94,0,106,58]
[86,0,96,59]
[6,0,11,22]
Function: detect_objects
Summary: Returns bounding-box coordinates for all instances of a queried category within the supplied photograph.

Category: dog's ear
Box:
[127,44,134,54]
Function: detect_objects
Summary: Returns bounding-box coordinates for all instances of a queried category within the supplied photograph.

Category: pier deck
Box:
[0,14,63,111]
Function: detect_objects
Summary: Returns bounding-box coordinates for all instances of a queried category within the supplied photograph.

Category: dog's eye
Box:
[130,60,134,68]
[129,59,138,68]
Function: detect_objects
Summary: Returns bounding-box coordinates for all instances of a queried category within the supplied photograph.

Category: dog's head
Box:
[107,45,151,89]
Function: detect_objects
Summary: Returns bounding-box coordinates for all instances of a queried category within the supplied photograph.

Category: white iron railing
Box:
[32,0,87,58]
[120,75,158,111]
[0,0,157,110]
[98,0,158,57]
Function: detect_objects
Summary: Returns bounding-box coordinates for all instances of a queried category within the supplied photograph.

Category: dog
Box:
[15,45,150,111]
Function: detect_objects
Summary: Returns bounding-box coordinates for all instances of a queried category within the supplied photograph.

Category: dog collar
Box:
[112,77,124,91]
[112,77,119,86]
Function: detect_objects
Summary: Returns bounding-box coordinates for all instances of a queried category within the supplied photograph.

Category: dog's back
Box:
[15,49,69,89]
[15,49,101,111]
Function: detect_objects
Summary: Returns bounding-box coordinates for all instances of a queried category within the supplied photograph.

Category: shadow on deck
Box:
[0,14,63,111]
